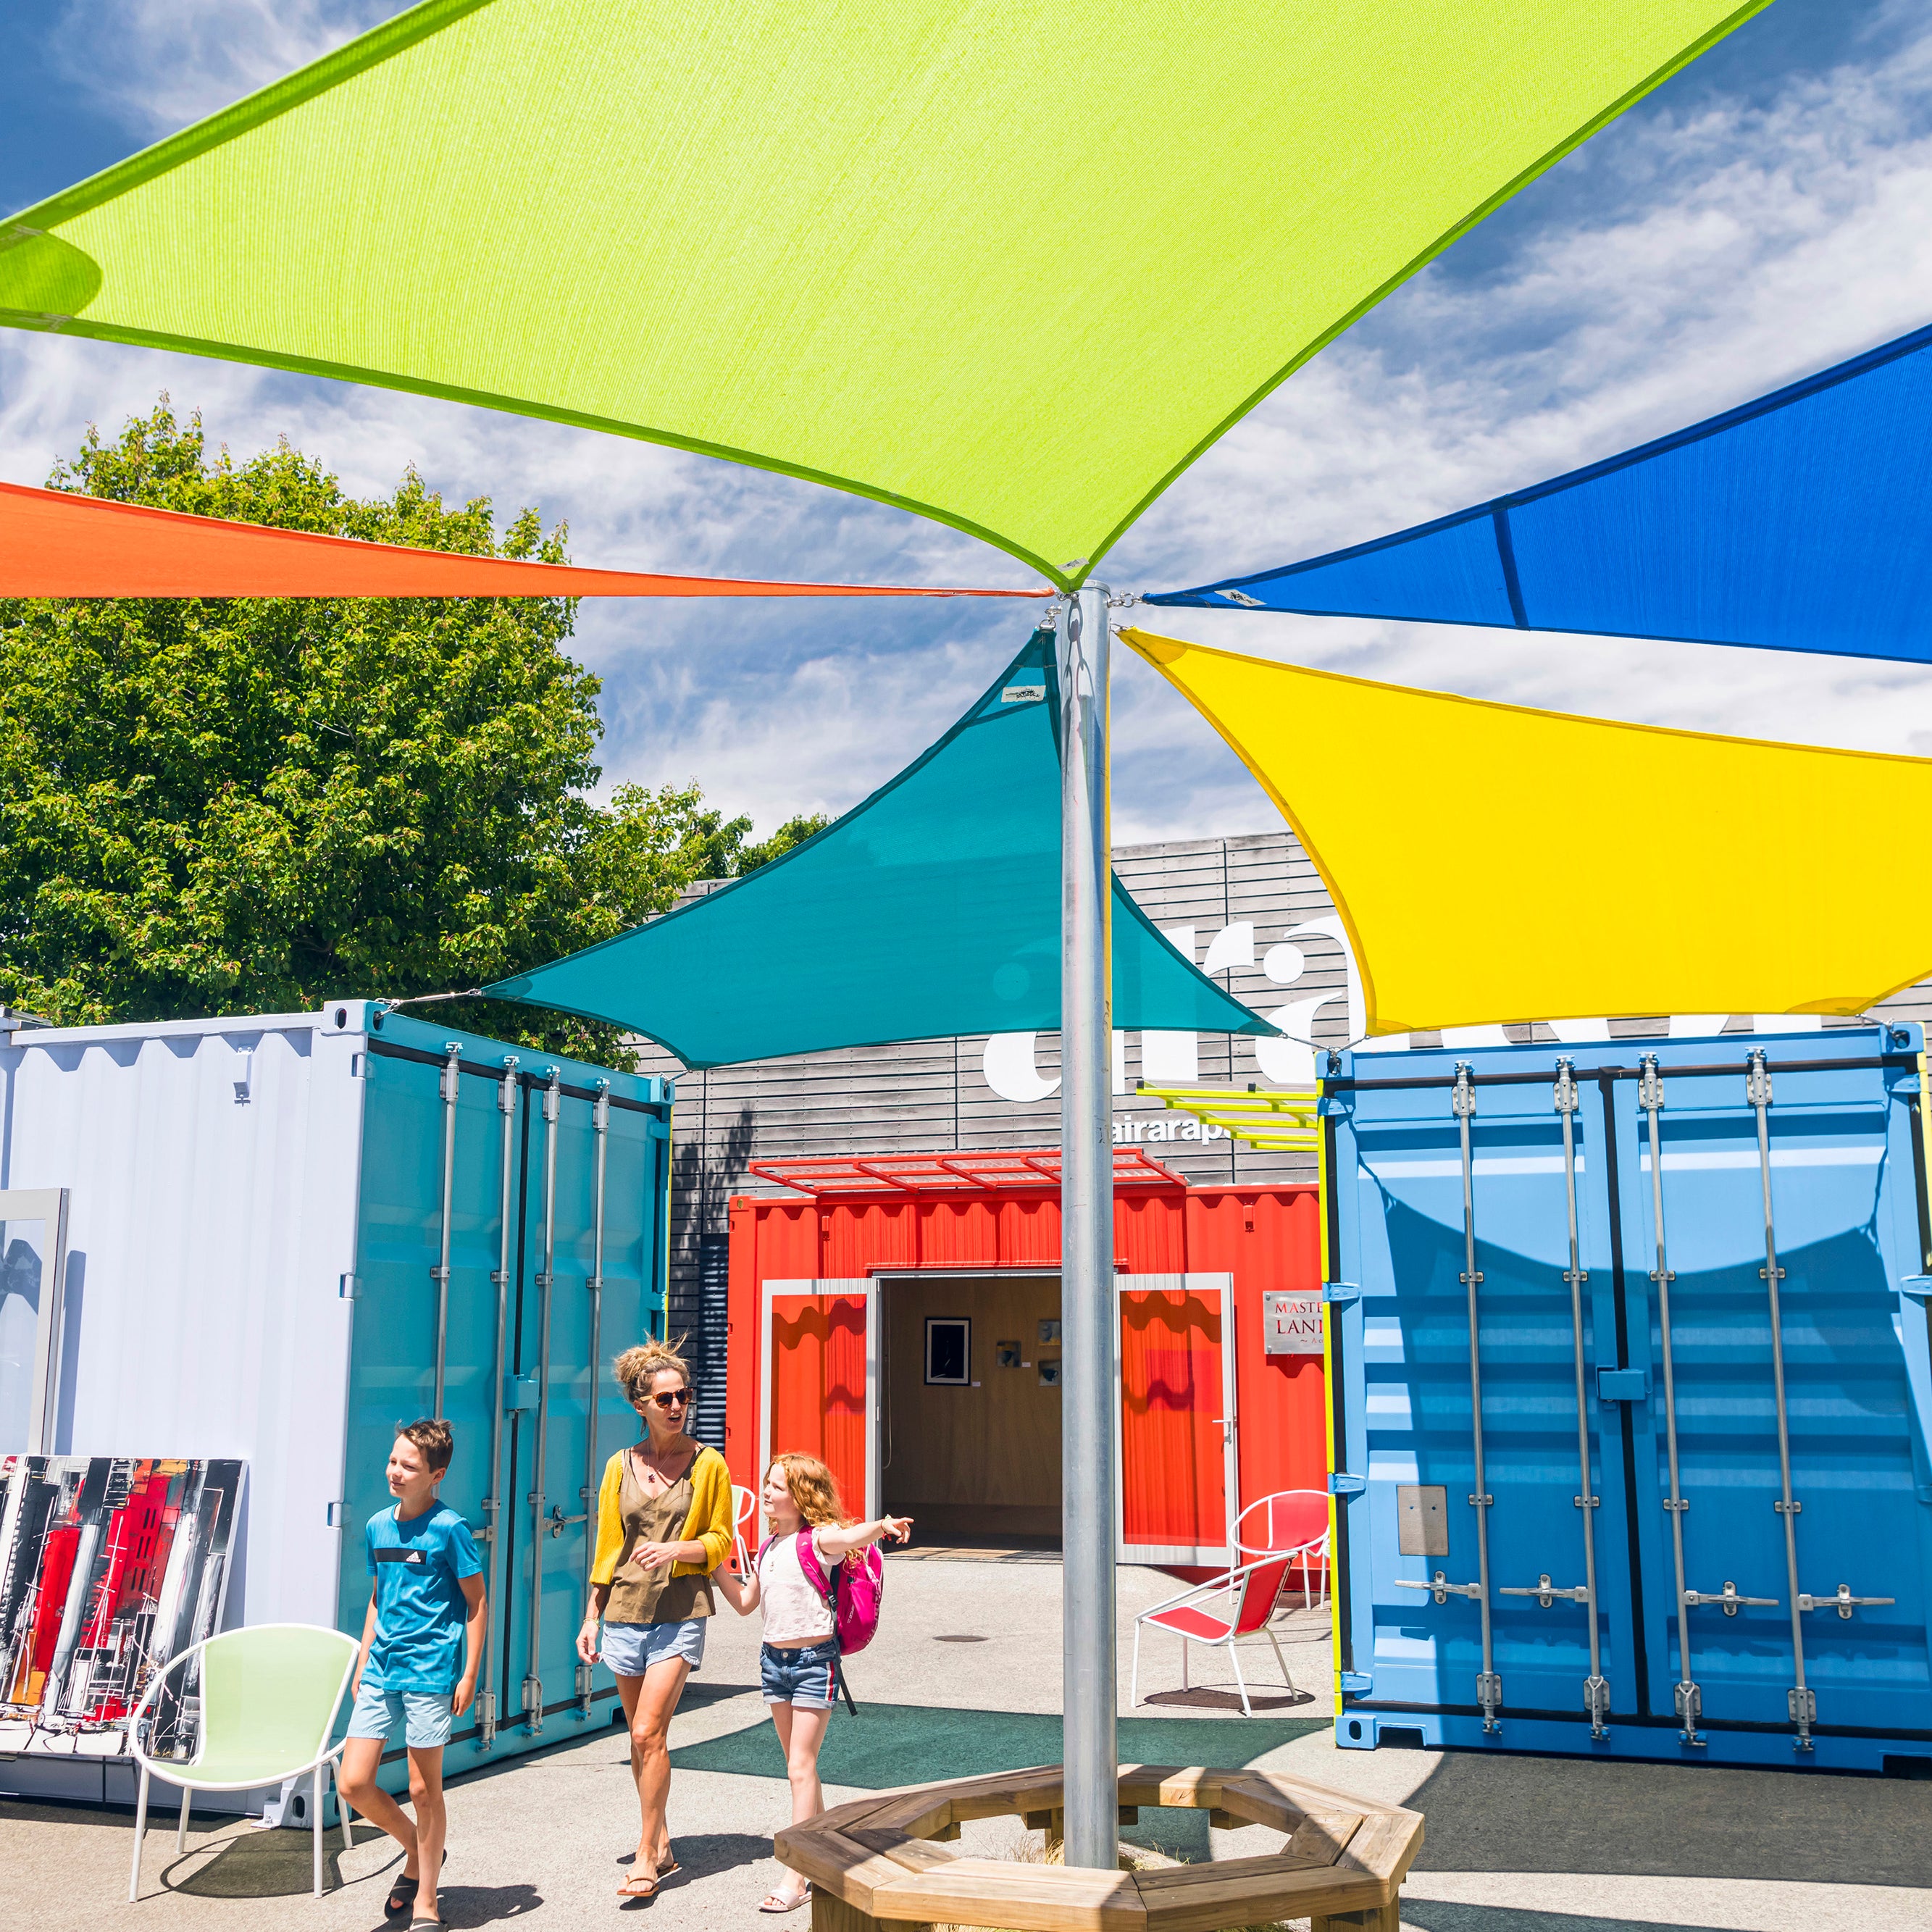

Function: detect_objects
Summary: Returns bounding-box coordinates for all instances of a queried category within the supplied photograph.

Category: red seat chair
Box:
[1235,1487,1331,1612]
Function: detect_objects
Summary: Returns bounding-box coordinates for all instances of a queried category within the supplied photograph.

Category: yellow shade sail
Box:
[1122,627,1932,1032]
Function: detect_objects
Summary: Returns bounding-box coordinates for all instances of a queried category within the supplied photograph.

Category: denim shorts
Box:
[761,1639,838,1710]
[601,1617,706,1678]
[346,1680,453,1749]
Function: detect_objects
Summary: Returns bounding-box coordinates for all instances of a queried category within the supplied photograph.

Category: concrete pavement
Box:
[1,1557,1925,1931]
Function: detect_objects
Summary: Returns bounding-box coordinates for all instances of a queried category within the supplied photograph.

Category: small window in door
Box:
[924,1317,970,1386]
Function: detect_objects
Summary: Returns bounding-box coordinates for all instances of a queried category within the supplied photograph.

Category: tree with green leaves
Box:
[0,401,827,1066]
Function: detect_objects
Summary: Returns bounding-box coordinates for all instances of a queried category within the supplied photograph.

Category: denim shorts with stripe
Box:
[761,1638,838,1709]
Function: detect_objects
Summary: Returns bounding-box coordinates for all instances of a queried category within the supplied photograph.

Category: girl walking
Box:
[718,1455,911,1915]
[575,1338,734,1902]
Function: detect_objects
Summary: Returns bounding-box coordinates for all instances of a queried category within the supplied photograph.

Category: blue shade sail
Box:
[487,627,1273,1067]
[1148,322,1932,663]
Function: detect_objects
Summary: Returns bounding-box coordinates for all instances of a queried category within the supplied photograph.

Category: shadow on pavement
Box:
[1402,1907,1740,1932]
[1406,1752,1932,1887]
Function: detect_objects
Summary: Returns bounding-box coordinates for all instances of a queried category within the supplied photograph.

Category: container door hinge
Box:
[1900,1276,1932,1303]
[325,1501,348,1528]
[503,1375,538,1413]
[1339,1671,1372,1696]
[338,1273,360,1300]
[1327,1472,1366,1496]
[1322,1281,1360,1305]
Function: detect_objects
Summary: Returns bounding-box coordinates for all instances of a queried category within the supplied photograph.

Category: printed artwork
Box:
[0,1456,244,1760]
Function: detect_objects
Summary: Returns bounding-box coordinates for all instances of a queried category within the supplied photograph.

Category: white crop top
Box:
[758,1530,837,1647]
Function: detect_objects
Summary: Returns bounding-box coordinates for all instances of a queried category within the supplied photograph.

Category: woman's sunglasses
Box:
[648,1389,690,1410]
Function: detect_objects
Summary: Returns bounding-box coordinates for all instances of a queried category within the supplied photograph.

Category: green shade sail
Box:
[0,1,1768,586]
[486,626,1272,1066]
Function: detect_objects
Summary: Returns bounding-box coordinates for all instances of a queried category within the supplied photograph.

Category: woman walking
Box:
[576,1337,734,1901]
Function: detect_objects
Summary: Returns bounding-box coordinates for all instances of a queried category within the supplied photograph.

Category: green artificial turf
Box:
[669,1702,1326,1791]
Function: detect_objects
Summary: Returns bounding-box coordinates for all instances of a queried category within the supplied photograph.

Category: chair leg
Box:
[175,1786,191,1854]
[1181,1638,1189,1692]
[312,1763,325,1898]
[130,1766,151,1903]
[1129,1623,1141,1710]
[1268,1628,1292,1688]
[333,1759,354,1849]
[1229,1644,1253,1719]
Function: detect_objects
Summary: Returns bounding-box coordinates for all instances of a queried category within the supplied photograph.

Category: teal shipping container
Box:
[0,1000,671,1814]
[1323,1024,1932,1773]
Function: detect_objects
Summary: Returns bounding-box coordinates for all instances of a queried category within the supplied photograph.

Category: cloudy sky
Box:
[4,1,1931,844]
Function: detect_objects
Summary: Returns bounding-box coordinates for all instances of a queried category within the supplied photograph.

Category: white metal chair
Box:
[1235,1489,1331,1613]
[732,1482,759,1574]
[1130,1544,1297,1718]
[127,1622,360,1902]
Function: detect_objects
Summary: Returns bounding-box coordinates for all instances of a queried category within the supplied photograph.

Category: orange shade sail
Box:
[0,483,1050,601]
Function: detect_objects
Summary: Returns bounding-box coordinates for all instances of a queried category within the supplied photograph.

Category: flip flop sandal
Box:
[758,1891,810,1914]
[387,1849,446,1916]
[408,1920,444,1931]
[617,1872,660,1899]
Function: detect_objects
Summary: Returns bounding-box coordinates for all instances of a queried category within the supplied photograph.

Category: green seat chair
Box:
[127,1622,361,1902]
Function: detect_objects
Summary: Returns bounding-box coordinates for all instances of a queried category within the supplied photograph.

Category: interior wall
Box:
[882,1274,1062,1539]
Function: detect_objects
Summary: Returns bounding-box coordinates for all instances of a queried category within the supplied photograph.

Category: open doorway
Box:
[880,1272,1062,1554]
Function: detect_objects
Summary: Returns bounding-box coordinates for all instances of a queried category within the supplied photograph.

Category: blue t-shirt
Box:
[364,1502,482,1694]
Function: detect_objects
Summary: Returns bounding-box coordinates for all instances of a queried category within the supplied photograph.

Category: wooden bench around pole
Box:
[774,1762,1423,1932]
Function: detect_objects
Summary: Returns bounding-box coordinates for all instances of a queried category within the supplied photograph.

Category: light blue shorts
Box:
[346,1680,453,1749]
[601,1617,706,1678]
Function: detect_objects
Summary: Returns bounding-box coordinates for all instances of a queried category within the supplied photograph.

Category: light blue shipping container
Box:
[1323,1024,1932,1773]
[0,1000,671,1815]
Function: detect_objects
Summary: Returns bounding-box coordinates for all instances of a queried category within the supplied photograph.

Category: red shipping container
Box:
[724,1150,1327,1573]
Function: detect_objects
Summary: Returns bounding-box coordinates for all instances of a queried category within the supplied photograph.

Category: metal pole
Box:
[477,1055,519,1752]
[432,1042,461,1415]
[1060,585,1116,1871]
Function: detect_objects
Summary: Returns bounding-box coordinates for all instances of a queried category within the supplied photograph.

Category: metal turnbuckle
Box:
[1685,1579,1778,1617]
[1397,1571,1484,1605]
[1500,1574,1589,1609]
[1798,1583,1895,1620]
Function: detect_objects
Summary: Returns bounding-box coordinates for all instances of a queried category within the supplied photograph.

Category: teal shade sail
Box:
[487,627,1272,1066]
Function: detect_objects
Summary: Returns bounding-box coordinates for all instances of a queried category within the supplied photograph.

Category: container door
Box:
[1347,1071,1637,1733]
[1620,1052,1932,1749]
[1115,1273,1238,1568]
[500,1073,671,1740]
[761,1280,877,1520]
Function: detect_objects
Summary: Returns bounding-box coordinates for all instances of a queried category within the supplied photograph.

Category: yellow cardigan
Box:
[589,1442,734,1586]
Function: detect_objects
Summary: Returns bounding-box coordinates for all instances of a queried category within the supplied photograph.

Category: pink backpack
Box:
[794,1529,885,1656]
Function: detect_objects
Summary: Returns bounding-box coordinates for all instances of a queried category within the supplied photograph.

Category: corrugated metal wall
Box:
[633,827,1932,1440]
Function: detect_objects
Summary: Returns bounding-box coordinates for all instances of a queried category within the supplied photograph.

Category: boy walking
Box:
[338,1420,485,1930]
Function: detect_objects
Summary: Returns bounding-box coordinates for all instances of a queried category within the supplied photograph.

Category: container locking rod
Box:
[1747,1050,1813,1751]
[1640,1055,1702,1744]
[1452,1063,1500,1734]
[478,1054,518,1749]
[581,1080,611,1720]
[432,1041,461,1414]
[1555,1056,1609,1735]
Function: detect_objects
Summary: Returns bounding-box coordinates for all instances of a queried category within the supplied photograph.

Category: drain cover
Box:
[934,1634,987,1643]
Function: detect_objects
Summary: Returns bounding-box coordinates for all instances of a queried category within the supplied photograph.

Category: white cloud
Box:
[43,1,397,137]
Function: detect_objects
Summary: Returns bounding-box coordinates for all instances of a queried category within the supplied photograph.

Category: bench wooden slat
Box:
[871,1857,1147,1931]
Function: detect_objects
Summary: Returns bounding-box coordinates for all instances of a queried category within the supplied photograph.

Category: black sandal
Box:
[386,1849,446,1916]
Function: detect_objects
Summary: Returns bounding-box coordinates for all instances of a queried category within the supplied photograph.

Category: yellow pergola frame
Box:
[1133,1080,1321,1153]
